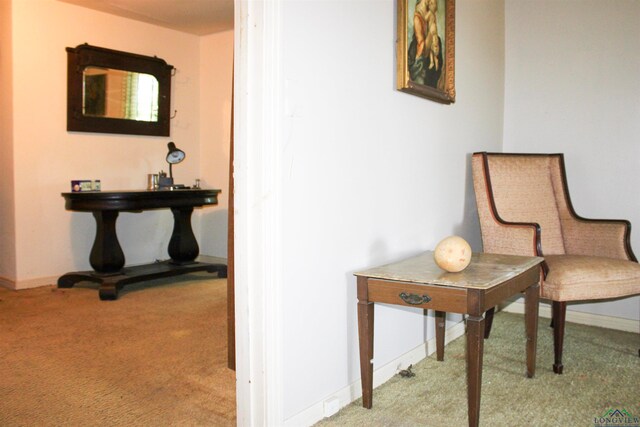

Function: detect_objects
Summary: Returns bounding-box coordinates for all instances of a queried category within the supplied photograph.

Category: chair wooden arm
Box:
[561,217,636,261]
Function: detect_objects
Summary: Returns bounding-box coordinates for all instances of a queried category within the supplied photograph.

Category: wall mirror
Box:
[67,44,174,136]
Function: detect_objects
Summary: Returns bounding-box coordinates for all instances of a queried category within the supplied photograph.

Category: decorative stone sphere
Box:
[434,236,472,272]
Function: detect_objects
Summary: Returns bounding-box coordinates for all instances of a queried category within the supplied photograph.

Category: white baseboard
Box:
[0,276,15,290]
[499,300,638,333]
[1,275,58,290]
[283,321,467,427]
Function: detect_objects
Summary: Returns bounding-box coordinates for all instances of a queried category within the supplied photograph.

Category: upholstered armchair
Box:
[471,152,640,374]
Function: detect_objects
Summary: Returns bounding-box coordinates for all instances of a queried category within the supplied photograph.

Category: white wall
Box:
[199,30,233,258]
[504,0,640,320]
[4,0,230,288]
[275,0,505,420]
[0,0,17,285]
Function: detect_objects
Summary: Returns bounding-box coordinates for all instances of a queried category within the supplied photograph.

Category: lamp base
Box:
[158,176,174,188]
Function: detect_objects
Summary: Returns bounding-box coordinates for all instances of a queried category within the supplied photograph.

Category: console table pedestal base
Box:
[58,260,227,300]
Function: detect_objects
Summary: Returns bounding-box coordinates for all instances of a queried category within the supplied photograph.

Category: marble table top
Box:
[355,251,543,289]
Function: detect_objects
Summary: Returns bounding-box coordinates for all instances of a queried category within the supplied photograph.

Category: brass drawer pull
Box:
[399,292,432,305]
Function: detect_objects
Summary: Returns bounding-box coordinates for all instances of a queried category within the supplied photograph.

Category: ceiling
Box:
[58,0,234,35]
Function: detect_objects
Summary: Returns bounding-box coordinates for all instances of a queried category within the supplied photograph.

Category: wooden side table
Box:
[354,251,543,427]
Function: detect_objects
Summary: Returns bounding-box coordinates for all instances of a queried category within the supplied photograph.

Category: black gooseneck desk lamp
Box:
[159,142,186,189]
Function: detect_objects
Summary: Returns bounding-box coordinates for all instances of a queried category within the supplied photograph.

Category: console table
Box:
[354,251,543,427]
[58,189,227,300]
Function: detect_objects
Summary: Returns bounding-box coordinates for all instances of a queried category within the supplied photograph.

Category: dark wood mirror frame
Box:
[66,44,174,136]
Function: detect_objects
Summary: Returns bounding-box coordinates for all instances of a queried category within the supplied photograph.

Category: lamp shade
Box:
[166,142,185,164]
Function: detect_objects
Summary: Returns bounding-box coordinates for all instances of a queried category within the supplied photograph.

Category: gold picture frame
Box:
[396,0,455,104]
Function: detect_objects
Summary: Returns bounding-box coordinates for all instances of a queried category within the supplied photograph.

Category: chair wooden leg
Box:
[552,301,567,374]
[484,307,495,339]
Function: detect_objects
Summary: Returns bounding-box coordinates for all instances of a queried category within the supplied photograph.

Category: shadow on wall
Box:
[199,208,228,258]
[454,153,481,252]
[68,211,96,271]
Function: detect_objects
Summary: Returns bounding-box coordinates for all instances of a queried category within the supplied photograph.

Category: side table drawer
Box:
[367,279,468,313]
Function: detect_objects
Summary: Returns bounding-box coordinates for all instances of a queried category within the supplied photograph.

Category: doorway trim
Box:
[233,0,284,425]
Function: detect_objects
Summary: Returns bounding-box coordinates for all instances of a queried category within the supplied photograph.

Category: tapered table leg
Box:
[90,210,125,273]
[357,276,374,409]
[466,315,485,427]
[169,207,199,263]
[435,310,446,361]
[524,282,540,378]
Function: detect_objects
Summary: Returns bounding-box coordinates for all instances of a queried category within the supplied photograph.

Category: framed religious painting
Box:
[396,0,455,103]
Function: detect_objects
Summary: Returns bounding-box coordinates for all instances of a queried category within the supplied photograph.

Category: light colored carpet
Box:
[0,274,235,426]
[316,312,640,427]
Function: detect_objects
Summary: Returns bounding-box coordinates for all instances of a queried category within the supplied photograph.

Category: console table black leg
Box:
[90,210,125,274]
[58,273,102,289]
[99,283,119,301]
[168,207,199,263]
[216,265,228,278]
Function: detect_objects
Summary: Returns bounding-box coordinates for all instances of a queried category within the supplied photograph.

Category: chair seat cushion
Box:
[542,255,640,301]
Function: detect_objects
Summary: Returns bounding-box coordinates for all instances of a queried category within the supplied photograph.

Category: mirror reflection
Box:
[83,67,159,122]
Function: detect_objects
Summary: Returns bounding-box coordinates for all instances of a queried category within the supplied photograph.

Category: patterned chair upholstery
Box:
[472,152,640,374]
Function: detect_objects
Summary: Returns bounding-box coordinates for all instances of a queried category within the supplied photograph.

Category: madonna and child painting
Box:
[397,0,455,104]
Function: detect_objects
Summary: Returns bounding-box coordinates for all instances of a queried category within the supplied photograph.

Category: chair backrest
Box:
[472,152,570,256]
